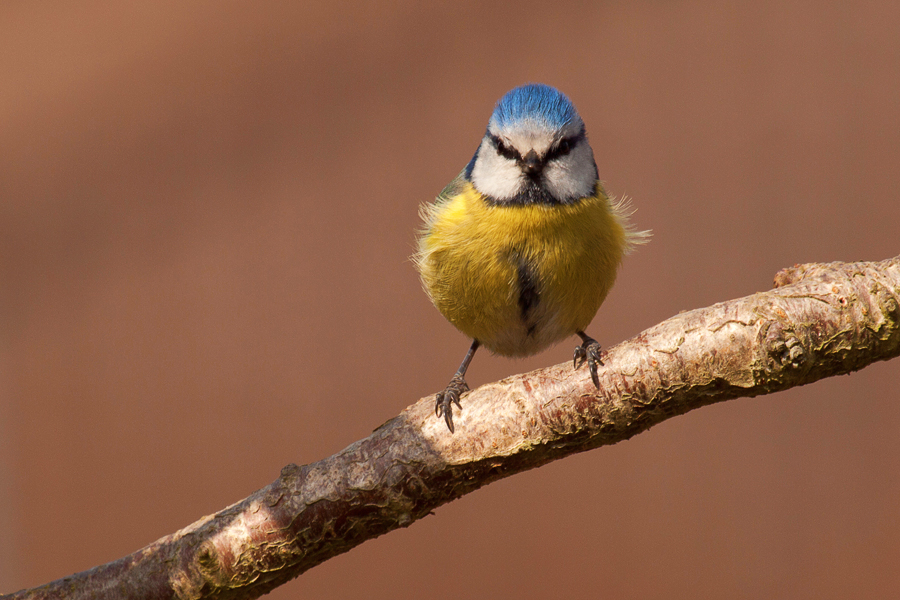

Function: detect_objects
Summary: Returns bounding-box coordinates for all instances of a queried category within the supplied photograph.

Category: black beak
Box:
[521,150,542,176]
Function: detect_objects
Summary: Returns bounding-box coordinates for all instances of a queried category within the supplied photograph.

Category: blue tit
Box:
[415,83,648,432]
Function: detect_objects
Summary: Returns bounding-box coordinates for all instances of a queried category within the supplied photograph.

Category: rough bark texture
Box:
[6,257,900,600]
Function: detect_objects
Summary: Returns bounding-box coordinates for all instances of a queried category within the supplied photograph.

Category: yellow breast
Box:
[416,181,629,357]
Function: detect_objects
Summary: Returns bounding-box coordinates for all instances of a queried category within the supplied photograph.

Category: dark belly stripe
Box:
[515,255,539,336]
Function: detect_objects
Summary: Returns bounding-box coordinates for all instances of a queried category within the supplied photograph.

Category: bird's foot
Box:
[435,373,469,433]
[573,334,603,388]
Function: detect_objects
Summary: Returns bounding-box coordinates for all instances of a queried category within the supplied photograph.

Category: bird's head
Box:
[466,84,598,205]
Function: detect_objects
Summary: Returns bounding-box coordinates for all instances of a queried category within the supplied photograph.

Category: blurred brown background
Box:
[2,1,899,598]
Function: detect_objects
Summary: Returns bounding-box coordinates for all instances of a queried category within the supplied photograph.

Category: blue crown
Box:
[490,84,578,130]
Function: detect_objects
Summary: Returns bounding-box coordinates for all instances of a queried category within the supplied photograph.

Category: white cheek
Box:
[543,144,597,200]
[469,142,524,200]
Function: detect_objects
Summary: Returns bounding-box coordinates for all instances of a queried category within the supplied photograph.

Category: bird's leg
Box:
[573,331,603,388]
[435,340,480,433]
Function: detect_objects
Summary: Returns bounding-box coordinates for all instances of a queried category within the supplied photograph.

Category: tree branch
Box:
[6,256,900,600]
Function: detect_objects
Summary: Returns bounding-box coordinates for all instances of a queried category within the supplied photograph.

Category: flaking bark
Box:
[5,256,900,600]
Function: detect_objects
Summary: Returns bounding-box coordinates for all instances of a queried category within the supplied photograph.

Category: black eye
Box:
[543,135,580,162]
[550,137,579,159]
[490,134,518,160]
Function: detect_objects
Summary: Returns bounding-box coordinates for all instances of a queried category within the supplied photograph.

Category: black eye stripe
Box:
[546,132,584,160]
[488,133,520,160]
[488,130,585,162]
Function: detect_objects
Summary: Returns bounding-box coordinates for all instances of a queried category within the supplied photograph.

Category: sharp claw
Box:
[434,374,470,433]
[434,389,458,432]
[444,410,455,433]
[574,345,586,370]
[590,362,600,388]
[574,335,604,388]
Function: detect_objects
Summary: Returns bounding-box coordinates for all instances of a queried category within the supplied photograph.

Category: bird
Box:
[414,83,647,432]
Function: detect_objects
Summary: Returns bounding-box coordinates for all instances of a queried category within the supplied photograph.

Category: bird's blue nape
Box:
[490,84,577,131]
